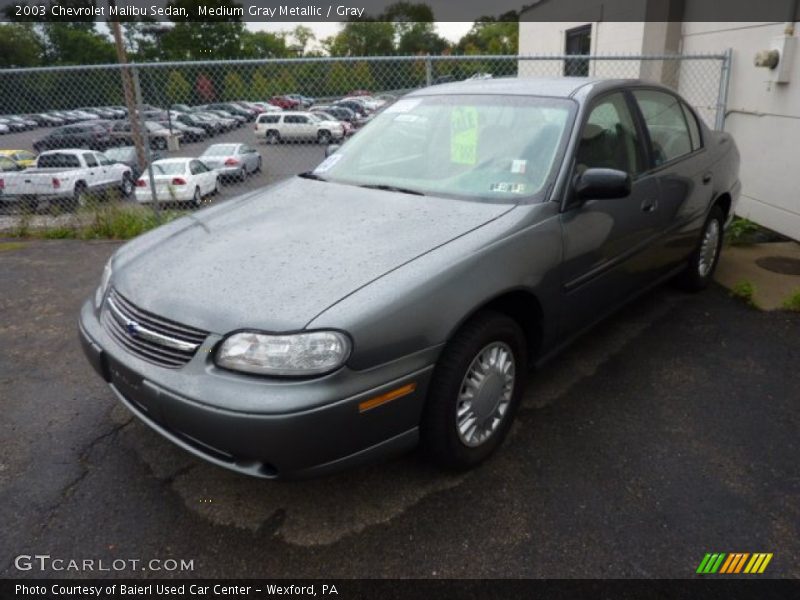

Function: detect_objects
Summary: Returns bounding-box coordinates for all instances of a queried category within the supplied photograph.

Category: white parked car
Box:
[341,95,384,111]
[254,111,345,145]
[134,157,219,206]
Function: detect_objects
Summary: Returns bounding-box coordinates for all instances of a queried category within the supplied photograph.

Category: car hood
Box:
[113,177,515,334]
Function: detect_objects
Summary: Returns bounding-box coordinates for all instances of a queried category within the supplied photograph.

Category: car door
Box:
[239,145,256,172]
[190,160,214,194]
[558,91,663,337]
[81,153,102,189]
[95,152,117,188]
[630,88,712,272]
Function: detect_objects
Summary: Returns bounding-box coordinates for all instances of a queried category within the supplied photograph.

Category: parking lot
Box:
[0,120,327,210]
[1,239,798,579]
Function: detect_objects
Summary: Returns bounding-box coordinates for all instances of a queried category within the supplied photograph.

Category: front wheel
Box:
[421,311,527,470]
[317,130,332,145]
[674,205,725,291]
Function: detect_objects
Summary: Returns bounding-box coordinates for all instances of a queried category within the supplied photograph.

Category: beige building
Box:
[519,1,800,241]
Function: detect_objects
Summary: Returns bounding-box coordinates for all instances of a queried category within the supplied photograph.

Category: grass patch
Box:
[0,241,26,252]
[781,289,800,312]
[730,280,757,307]
[725,217,760,246]
[7,203,186,241]
[79,204,184,240]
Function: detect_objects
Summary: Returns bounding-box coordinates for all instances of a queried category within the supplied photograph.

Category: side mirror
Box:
[574,168,631,200]
[325,144,341,158]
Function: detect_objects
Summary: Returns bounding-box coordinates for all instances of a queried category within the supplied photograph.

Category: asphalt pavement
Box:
[1,239,798,579]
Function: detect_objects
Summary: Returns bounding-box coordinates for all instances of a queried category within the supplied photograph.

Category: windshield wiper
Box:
[358,183,425,196]
[298,171,328,182]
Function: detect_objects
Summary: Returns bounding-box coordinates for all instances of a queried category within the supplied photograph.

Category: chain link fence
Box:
[0,53,729,233]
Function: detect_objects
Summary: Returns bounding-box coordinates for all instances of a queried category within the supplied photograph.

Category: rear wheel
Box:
[674,205,725,291]
[317,130,332,145]
[153,137,167,151]
[65,182,89,212]
[119,174,133,198]
[266,130,280,145]
[254,157,262,173]
[421,311,527,470]
[191,186,201,208]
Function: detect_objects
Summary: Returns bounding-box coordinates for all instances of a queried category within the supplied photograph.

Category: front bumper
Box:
[78,299,436,479]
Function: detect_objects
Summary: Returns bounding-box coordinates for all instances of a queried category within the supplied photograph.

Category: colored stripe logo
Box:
[696,553,773,574]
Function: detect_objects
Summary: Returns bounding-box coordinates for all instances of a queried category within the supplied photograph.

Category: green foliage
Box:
[730,280,757,307]
[0,23,43,67]
[222,72,246,101]
[165,70,192,104]
[781,289,800,312]
[241,30,291,59]
[726,217,760,246]
[250,70,270,100]
[0,241,26,252]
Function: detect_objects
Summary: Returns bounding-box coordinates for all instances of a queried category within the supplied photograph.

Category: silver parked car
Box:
[79,78,740,479]
[199,143,261,181]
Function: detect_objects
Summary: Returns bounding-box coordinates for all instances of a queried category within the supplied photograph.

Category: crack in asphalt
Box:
[37,413,134,533]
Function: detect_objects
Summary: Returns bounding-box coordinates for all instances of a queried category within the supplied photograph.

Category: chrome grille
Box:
[102,289,208,368]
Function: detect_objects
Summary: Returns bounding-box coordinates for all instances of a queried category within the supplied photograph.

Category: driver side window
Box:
[576,93,641,175]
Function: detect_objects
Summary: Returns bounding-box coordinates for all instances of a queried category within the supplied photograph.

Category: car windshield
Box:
[203,145,237,156]
[152,162,186,175]
[314,94,573,202]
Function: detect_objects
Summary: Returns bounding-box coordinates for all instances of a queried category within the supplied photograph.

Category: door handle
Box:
[702,172,712,185]
[641,198,659,213]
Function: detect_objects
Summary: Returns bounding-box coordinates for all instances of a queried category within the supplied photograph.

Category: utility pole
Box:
[108,1,147,176]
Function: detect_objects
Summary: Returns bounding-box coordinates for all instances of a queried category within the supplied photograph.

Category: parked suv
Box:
[255,112,345,145]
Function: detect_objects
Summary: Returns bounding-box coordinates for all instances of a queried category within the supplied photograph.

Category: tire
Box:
[119,174,133,198]
[421,311,528,470]
[214,177,221,195]
[266,130,280,145]
[66,183,89,212]
[238,167,246,182]
[191,186,201,208]
[674,205,725,292]
[153,137,167,151]
[254,157,262,173]
[317,130,332,145]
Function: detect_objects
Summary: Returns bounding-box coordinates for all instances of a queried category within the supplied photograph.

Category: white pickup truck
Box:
[0,149,134,211]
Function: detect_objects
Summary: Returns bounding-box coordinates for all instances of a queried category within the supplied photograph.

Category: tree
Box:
[324,20,395,57]
[455,12,519,56]
[241,30,290,59]
[289,25,315,56]
[250,70,270,100]
[165,70,191,104]
[0,23,43,67]
[44,24,117,65]
[161,0,245,60]
[223,72,246,100]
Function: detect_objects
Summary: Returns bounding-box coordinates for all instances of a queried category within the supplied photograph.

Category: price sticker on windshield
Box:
[314,153,342,173]
[450,107,479,165]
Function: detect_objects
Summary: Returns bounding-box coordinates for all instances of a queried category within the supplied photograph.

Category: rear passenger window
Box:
[632,90,693,165]
[83,153,98,167]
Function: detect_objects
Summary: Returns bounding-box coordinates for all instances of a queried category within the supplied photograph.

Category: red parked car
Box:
[269,96,300,110]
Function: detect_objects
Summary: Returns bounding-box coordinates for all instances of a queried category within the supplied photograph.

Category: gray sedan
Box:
[200,143,262,181]
[79,78,740,479]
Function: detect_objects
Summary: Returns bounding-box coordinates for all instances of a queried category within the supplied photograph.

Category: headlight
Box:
[94,260,113,309]
[215,330,351,377]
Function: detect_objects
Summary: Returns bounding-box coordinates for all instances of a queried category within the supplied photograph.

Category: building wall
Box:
[679,22,800,240]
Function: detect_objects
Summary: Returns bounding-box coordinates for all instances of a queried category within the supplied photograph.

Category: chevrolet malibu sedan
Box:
[80,78,740,479]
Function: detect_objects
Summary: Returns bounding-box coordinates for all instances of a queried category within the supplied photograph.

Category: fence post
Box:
[715,48,733,131]
[132,66,160,220]
[425,54,432,87]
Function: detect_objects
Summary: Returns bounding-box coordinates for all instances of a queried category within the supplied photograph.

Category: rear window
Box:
[38,153,81,168]
[153,162,186,175]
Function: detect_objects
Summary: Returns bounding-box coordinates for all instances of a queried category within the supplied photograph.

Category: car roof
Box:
[408,77,654,100]
[152,157,191,164]
[203,143,240,151]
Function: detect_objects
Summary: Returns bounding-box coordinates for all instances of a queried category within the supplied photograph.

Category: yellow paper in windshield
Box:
[450,107,479,165]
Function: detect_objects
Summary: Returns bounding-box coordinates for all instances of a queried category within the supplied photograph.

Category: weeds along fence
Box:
[0,52,730,234]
